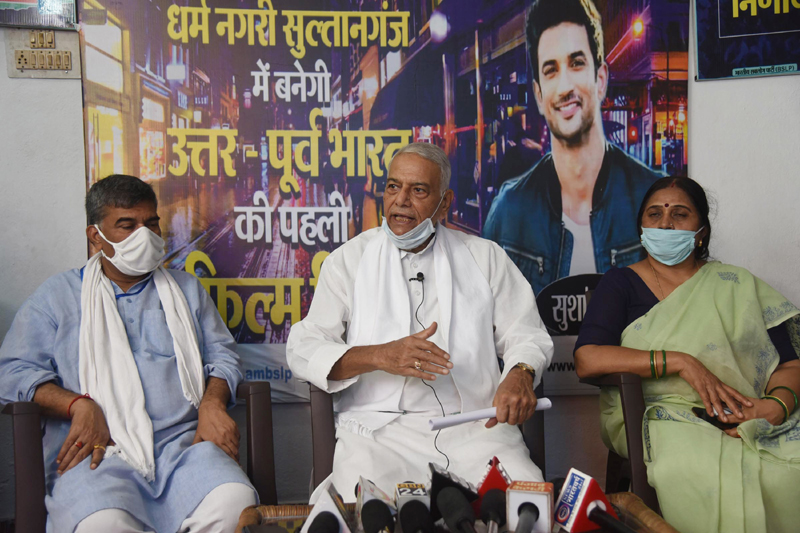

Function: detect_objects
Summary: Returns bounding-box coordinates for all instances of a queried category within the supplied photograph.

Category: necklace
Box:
[648,260,666,300]
[648,259,701,300]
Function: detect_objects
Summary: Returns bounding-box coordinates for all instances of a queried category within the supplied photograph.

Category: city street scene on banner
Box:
[80,0,689,394]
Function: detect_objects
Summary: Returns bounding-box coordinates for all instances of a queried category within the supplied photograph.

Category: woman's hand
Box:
[723,396,786,438]
[675,352,753,423]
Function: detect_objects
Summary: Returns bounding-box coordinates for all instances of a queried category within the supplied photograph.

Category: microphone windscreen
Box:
[361,499,395,533]
[399,500,435,533]
[308,512,340,533]
[437,487,476,533]
[515,502,541,533]
[479,488,507,526]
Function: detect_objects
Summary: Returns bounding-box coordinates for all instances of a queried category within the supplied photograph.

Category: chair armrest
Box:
[237,382,278,505]
[2,401,43,416]
[578,373,659,512]
[308,384,336,489]
[2,402,47,533]
[579,372,642,388]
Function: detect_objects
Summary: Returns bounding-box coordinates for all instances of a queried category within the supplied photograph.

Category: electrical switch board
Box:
[28,30,56,49]
[4,27,80,80]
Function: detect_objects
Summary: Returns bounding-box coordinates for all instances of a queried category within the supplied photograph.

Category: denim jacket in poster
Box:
[482,144,659,295]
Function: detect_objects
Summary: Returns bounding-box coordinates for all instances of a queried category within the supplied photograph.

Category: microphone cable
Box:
[411,273,450,469]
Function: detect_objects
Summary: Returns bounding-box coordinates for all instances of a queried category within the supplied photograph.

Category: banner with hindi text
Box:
[79,0,689,397]
[695,0,800,80]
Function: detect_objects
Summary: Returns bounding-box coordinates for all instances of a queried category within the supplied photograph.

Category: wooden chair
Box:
[308,381,547,490]
[2,381,278,533]
[579,373,660,513]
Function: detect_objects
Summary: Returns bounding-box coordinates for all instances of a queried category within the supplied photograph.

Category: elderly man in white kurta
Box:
[287,143,554,500]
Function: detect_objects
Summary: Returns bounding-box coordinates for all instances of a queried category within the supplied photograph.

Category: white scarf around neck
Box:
[336,225,497,434]
[78,253,205,480]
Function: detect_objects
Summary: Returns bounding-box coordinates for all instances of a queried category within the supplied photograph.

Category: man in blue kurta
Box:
[0,175,256,532]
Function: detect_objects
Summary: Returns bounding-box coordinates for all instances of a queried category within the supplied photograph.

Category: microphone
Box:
[479,489,506,533]
[437,487,477,533]
[356,477,395,529]
[308,512,341,533]
[476,457,512,496]
[506,481,554,533]
[409,272,425,282]
[394,482,430,511]
[300,482,352,533]
[428,463,478,521]
[515,503,541,533]
[555,468,635,533]
[398,500,435,533]
[361,499,395,533]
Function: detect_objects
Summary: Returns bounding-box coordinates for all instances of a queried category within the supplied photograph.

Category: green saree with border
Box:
[600,262,800,533]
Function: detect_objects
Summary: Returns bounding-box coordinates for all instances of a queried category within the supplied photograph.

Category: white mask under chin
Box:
[382,194,445,251]
[382,217,436,251]
[96,225,166,276]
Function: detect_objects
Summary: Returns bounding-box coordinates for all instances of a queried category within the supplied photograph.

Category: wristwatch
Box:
[514,362,536,381]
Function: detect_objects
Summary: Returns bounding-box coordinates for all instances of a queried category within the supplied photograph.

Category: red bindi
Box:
[664,203,669,207]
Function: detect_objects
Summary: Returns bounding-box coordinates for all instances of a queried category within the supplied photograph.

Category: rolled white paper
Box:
[428,398,552,431]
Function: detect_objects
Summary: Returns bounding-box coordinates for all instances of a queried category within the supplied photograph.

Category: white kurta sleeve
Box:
[286,254,358,393]
[489,244,554,389]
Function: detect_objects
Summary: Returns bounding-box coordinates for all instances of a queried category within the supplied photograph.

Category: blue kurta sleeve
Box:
[191,277,243,408]
[0,297,62,403]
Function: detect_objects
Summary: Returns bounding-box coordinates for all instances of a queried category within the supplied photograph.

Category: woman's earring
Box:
[699,240,703,247]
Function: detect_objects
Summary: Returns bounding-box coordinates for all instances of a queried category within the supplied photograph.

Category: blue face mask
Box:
[640,227,704,266]
[382,194,445,251]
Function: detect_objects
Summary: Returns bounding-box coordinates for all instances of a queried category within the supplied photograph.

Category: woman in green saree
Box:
[574,177,800,533]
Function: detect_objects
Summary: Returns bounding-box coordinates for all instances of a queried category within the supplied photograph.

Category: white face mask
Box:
[382,194,445,251]
[95,225,166,276]
[640,226,704,266]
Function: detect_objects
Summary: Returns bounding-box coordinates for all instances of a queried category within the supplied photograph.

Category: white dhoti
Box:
[75,482,256,532]
[327,415,542,502]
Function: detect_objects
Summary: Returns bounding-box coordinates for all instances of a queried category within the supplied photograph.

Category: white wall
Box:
[1,21,799,522]
[0,27,87,521]
[689,76,800,303]
[0,28,87,337]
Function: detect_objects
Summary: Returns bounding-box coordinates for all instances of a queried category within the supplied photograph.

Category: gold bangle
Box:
[763,395,789,424]
[650,350,656,379]
[767,386,798,413]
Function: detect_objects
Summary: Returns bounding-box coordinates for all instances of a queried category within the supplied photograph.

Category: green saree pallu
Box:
[600,262,800,533]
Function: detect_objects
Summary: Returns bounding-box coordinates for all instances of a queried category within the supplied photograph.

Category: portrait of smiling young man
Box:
[287,142,554,501]
[483,0,659,295]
